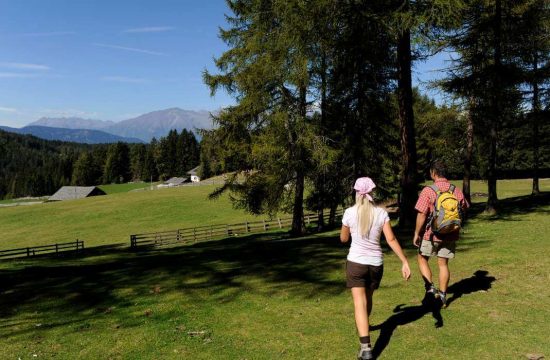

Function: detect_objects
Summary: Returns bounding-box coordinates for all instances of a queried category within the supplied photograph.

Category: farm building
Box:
[187,166,201,183]
[158,177,189,188]
[49,186,106,201]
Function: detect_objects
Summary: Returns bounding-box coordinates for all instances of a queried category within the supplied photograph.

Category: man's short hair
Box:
[430,160,448,178]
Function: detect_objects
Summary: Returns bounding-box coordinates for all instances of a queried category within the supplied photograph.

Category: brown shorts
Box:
[346,260,384,290]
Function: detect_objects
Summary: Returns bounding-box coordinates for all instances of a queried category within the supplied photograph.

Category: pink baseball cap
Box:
[354,177,376,201]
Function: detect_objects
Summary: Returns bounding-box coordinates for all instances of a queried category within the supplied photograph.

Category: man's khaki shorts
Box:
[419,239,456,259]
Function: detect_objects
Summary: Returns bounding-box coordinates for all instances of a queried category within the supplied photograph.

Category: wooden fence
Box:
[130,209,344,248]
[0,239,84,259]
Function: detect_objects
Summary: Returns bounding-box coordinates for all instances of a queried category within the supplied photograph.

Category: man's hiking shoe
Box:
[357,347,373,360]
[438,291,447,308]
[426,284,438,296]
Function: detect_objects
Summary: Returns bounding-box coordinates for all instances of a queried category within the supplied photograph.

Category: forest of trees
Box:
[0,129,199,199]
[200,0,550,234]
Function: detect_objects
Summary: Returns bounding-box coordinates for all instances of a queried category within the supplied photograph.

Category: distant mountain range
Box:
[0,125,144,144]
[30,117,115,130]
[26,108,214,143]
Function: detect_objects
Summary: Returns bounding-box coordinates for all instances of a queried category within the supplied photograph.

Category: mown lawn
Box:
[0,180,548,359]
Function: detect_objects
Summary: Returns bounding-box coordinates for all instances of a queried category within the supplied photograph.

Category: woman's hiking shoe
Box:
[357,346,373,360]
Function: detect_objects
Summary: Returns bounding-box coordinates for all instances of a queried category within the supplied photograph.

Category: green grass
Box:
[1,179,548,251]
[0,184,267,250]
[98,182,159,194]
[0,197,48,205]
[0,184,548,358]
[0,179,549,359]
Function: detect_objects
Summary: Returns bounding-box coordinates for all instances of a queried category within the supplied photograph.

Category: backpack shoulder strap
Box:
[448,184,456,193]
[429,184,439,194]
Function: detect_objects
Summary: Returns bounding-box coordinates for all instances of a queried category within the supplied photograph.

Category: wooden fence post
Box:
[263,220,268,231]
[245,221,249,233]
[27,247,30,257]
[130,235,134,248]
[55,243,59,254]
[277,217,282,229]
[193,228,197,243]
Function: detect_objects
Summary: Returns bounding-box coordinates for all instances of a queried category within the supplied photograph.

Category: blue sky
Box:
[0,0,448,128]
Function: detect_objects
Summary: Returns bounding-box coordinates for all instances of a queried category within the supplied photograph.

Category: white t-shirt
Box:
[342,206,390,266]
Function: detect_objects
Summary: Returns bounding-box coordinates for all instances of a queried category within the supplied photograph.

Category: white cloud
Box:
[0,106,17,112]
[18,31,75,37]
[123,26,175,33]
[0,62,50,71]
[101,76,146,83]
[0,72,40,78]
[93,43,167,56]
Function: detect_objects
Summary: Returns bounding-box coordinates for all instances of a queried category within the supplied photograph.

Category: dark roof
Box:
[164,177,188,185]
[186,166,200,176]
[49,186,106,201]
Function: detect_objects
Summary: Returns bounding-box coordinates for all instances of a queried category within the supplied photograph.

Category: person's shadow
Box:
[370,270,496,359]
[446,270,496,308]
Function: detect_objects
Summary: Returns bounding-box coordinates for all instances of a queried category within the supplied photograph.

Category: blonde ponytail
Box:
[356,192,375,237]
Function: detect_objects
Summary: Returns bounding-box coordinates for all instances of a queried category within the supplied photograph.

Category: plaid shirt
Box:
[415,178,469,241]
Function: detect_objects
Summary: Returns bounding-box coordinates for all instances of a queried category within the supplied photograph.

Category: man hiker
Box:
[412,160,469,307]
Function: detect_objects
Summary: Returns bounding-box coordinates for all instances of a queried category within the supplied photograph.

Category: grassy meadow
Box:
[0,184,267,250]
[0,179,548,251]
[0,179,548,359]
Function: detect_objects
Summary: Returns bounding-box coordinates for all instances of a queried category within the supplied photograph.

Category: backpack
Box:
[428,184,462,236]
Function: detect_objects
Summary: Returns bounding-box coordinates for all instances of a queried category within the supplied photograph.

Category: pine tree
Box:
[103,142,131,184]
[441,0,525,214]
[72,152,97,186]
[205,0,324,234]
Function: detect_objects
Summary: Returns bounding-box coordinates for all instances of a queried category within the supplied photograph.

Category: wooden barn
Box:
[49,186,106,201]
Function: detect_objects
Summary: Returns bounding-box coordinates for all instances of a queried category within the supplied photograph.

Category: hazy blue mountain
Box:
[29,117,115,130]
[105,108,213,141]
[0,125,144,144]
[22,108,214,142]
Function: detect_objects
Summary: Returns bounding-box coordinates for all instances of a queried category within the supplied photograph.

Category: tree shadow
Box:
[0,230,348,337]
[467,192,550,220]
[370,270,496,359]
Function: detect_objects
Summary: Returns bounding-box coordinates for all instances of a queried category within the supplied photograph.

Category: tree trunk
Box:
[463,102,474,205]
[317,53,327,231]
[292,168,305,235]
[397,28,418,227]
[532,52,540,195]
[486,0,502,214]
[329,205,337,228]
[290,85,307,236]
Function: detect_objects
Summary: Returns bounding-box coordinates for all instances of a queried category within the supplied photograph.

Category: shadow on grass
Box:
[467,192,550,220]
[0,230,348,336]
[371,270,496,359]
[446,270,496,307]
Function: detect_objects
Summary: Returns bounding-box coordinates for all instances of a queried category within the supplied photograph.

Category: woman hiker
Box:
[340,177,411,360]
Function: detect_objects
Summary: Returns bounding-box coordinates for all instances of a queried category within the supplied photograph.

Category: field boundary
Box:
[130,209,344,248]
[0,239,84,259]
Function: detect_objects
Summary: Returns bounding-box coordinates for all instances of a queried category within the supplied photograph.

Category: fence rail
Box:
[130,210,344,248]
[0,239,84,259]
